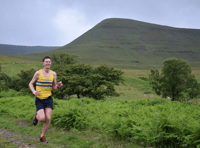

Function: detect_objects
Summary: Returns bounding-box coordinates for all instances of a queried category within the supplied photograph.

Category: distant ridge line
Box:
[0,43,62,47]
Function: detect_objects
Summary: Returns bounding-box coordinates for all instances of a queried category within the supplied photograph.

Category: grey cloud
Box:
[0,0,199,46]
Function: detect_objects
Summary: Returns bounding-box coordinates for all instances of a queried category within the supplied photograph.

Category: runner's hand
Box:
[33,90,40,96]
[57,81,63,88]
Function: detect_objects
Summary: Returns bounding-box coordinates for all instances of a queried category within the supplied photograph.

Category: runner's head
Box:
[42,56,52,69]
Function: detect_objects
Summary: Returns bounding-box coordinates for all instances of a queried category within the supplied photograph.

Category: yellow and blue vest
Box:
[36,69,54,99]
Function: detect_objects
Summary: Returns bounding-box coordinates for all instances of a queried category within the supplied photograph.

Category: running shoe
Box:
[32,112,38,126]
[40,136,48,143]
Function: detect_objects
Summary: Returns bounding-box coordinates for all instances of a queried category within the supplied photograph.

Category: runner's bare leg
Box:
[41,108,52,137]
[41,121,50,137]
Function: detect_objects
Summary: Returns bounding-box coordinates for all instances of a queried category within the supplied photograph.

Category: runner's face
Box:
[43,59,51,68]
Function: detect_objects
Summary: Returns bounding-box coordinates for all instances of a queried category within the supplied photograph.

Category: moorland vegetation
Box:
[1,52,200,147]
[1,18,200,147]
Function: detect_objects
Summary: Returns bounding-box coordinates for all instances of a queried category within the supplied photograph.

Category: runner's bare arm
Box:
[53,72,58,89]
[29,71,39,92]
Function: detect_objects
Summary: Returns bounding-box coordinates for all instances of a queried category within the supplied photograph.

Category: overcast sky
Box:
[0,0,200,46]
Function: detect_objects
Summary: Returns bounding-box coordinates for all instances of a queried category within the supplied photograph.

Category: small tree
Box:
[148,57,200,102]
[50,53,126,100]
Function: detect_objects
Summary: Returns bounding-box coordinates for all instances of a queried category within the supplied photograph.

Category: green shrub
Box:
[7,76,21,91]
[51,105,89,130]
[0,72,11,92]
[0,89,21,98]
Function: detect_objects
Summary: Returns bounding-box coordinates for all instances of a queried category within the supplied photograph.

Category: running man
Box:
[29,56,63,143]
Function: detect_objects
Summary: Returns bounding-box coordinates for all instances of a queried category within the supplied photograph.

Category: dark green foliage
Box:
[51,106,89,131]
[7,68,36,95]
[1,53,126,100]
[51,53,79,71]
[7,76,21,91]
[49,97,200,147]
[1,95,200,147]
[16,68,36,90]
[0,89,22,98]
[138,76,150,81]
[51,98,96,131]
[0,72,11,92]
[148,58,200,102]
[51,53,126,100]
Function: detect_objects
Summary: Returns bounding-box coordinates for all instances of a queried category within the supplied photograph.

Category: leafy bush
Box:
[50,98,200,147]
[7,76,21,91]
[0,89,22,98]
[50,53,125,100]
[51,98,89,130]
[0,72,11,92]
[16,68,36,92]
[6,68,37,96]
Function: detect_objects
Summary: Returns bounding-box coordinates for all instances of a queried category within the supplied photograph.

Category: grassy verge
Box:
[0,136,19,148]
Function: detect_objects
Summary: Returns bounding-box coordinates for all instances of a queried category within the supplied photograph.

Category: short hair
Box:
[42,56,52,62]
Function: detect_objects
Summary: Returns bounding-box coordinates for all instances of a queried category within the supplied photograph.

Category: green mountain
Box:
[4,18,200,70]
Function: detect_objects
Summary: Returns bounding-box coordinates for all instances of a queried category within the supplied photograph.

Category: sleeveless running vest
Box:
[36,69,54,99]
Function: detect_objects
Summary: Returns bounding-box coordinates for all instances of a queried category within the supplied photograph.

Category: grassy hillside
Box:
[5,18,200,71]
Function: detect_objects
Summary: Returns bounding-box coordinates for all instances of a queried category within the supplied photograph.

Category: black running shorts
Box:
[35,95,53,112]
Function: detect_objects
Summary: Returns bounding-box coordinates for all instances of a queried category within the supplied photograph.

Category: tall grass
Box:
[0,92,200,147]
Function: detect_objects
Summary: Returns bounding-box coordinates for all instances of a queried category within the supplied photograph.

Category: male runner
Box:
[29,56,63,143]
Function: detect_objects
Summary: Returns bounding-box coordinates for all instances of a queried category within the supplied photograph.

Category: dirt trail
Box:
[0,120,69,148]
[0,125,38,148]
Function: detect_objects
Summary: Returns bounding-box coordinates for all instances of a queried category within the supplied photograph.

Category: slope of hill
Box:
[5,18,200,70]
[0,54,38,64]
[0,44,61,55]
